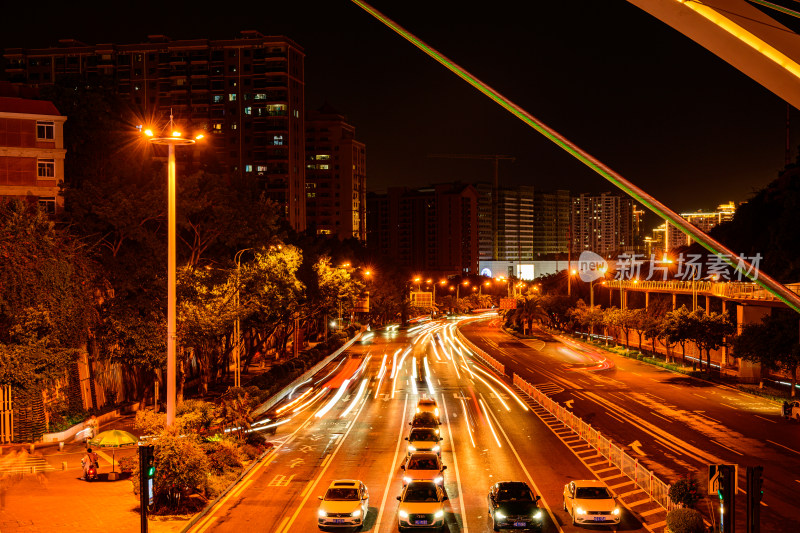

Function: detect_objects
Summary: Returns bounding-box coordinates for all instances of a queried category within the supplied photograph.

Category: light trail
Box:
[389,348,401,378]
[460,397,476,448]
[430,338,442,361]
[392,347,411,399]
[314,379,351,418]
[275,387,314,415]
[257,418,293,431]
[471,371,511,412]
[311,358,346,387]
[478,397,502,448]
[471,365,529,411]
[423,356,435,396]
[292,388,328,414]
[351,0,800,315]
[410,377,418,395]
[342,378,368,418]
[374,354,388,399]
[289,378,312,397]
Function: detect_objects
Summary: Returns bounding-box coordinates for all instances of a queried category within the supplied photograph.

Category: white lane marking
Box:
[441,393,469,533]
[767,439,800,456]
[753,414,777,424]
[483,401,564,533]
[713,440,743,456]
[374,393,409,530]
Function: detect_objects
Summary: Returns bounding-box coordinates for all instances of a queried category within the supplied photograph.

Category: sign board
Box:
[410,291,433,308]
[708,464,738,495]
[499,298,517,310]
[354,292,369,313]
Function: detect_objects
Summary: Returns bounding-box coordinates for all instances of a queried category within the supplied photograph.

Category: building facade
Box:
[532,189,570,256]
[367,183,478,275]
[305,104,366,241]
[476,183,535,261]
[0,96,66,213]
[3,31,307,230]
[665,201,737,250]
[571,192,639,257]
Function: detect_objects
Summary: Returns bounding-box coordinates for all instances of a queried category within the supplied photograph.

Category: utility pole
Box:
[428,153,515,261]
[746,466,763,533]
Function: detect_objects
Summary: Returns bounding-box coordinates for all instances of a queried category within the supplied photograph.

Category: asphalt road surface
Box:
[188,317,656,533]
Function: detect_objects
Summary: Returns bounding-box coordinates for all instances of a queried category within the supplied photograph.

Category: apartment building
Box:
[571,192,639,257]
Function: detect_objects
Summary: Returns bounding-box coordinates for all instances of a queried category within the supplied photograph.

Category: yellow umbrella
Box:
[88,430,139,473]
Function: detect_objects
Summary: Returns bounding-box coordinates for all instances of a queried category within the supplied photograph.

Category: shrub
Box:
[669,476,701,508]
[665,508,705,533]
[177,400,215,433]
[134,409,166,436]
[240,444,261,461]
[206,439,242,475]
[117,455,136,473]
[205,470,239,499]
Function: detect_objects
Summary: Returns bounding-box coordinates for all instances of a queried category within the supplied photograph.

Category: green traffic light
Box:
[148,466,155,477]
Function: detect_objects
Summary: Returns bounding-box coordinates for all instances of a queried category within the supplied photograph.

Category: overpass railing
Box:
[454,325,506,376]
[606,279,800,303]
[513,374,674,511]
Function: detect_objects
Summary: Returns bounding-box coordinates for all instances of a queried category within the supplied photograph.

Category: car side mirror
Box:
[400,465,405,470]
[404,437,408,441]
[409,422,412,425]
[396,496,401,501]
[318,496,323,500]
[442,466,447,470]
[535,495,541,503]
[439,437,443,441]
[362,496,368,500]
[443,495,449,501]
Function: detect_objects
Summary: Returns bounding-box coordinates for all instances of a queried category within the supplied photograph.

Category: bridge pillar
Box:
[672,293,676,310]
[735,305,772,382]
[706,295,710,313]
[645,292,649,311]
[721,300,729,366]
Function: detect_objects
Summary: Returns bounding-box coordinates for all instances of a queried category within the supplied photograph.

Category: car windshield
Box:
[413,413,437,424]
[576,487,611,499]
[410,430,438,442]
[497,486,533,501]
[404,485,440,502]
[325,488,359,501]
[408,458,438,470]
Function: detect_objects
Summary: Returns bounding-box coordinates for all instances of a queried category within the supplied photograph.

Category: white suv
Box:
[317,479,369,529]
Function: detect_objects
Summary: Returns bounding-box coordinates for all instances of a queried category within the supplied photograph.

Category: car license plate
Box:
[331,518,345,524]
[414,520,428,525]
[593,516,606,521]
[514,521,527,527]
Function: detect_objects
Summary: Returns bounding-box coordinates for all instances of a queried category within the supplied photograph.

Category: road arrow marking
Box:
[628,440,646,456]
[289,458,304,468]
[300,445,313,453]
[564,400,574,409]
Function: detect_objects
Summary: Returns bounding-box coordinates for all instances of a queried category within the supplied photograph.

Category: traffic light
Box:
[747,466,763,533]
[139,445,155,533]
[718,464,735,533]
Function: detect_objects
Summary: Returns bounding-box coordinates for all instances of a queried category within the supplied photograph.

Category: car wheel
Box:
[562,498,567,512]
[571,508,577,526]
[493,517,500,532]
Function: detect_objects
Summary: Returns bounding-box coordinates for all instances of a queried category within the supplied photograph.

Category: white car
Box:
[406,428,443,456]
[317,479,369,529]
[563,480,620,526]
[402,451,446,486]
[416,397,440,422]
[397,480,448,530]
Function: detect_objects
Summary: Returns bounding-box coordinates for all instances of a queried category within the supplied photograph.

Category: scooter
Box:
[84,461,98,481]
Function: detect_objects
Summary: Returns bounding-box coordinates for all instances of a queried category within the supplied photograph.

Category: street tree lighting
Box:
[232,248,253,389]
[143,114,203,427]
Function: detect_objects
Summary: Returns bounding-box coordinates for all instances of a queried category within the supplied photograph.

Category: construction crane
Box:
[428,154,515,261]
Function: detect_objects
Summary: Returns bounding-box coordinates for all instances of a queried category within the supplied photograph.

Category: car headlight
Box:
[533,510,543,520]
[495,511,506,519]
[416,407,421,413]
[434,510,444,519]
[576,507,585,515]
[433,476,443,484]
[613,507,620,515]
[432,445,440,452]
[407,445,416,452]
[403,476,411,483]
[434,408,440,416]
[318,509,327,517]
[399,510,409,519]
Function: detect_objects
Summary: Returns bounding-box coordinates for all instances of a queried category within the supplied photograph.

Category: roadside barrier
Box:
[454,328,505,376]
[513,374,674,511]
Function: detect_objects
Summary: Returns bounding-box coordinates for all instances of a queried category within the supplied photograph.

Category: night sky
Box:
[3,1,799,230]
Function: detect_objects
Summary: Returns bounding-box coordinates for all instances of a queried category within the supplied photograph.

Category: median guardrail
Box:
[454,326,505,376]
[513,374,674,511]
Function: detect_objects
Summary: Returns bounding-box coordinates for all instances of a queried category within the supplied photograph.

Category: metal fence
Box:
[513,374,674,511]
[1,385,13,443]
[455,328,505,375]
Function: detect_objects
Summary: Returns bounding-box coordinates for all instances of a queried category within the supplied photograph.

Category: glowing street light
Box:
[143,114,202,427]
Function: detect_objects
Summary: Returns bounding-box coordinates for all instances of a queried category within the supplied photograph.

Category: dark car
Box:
[409,412,439,433]
[487,481,543,531]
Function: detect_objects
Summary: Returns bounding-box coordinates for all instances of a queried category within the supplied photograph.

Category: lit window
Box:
[257,165,267,172]
[273,135,284,146]
[266,104,286,115]
[228,93,237,101]
[293,110,299,118]
[37,159,55,178]
[315,154,330,160]
[306,164,316,170]
[36,121,54,140]
[255,93,266,100]
[37,197,56,214]
[231,123,238,130]
[212,123,223,132]
[245,164,253,172]
[244,106,252,115]
[213,95,224,103]
[319,164,329,170]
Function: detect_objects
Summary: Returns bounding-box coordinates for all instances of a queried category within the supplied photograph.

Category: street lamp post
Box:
[232,248,253,389]
[568,269,577,297]
[144,119,202,427]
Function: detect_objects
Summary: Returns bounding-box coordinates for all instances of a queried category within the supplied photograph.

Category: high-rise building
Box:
[0,95,66,213]
[3,31,307,230]
[305,104,366,241]
[665,201,737,250]
[367,183,478,275]
[571,192,639,257]
[532,189,571,256]
[476,183,534,261]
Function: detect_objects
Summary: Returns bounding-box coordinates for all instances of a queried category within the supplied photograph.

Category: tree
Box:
[733,310,800,393]
[688,309,735,373]
[662,306,693,367]
[640,312,664,357]
[605,307,637,349]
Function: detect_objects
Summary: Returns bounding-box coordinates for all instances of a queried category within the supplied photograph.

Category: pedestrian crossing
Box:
[0,451,55,475]
[533,382,564,396]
